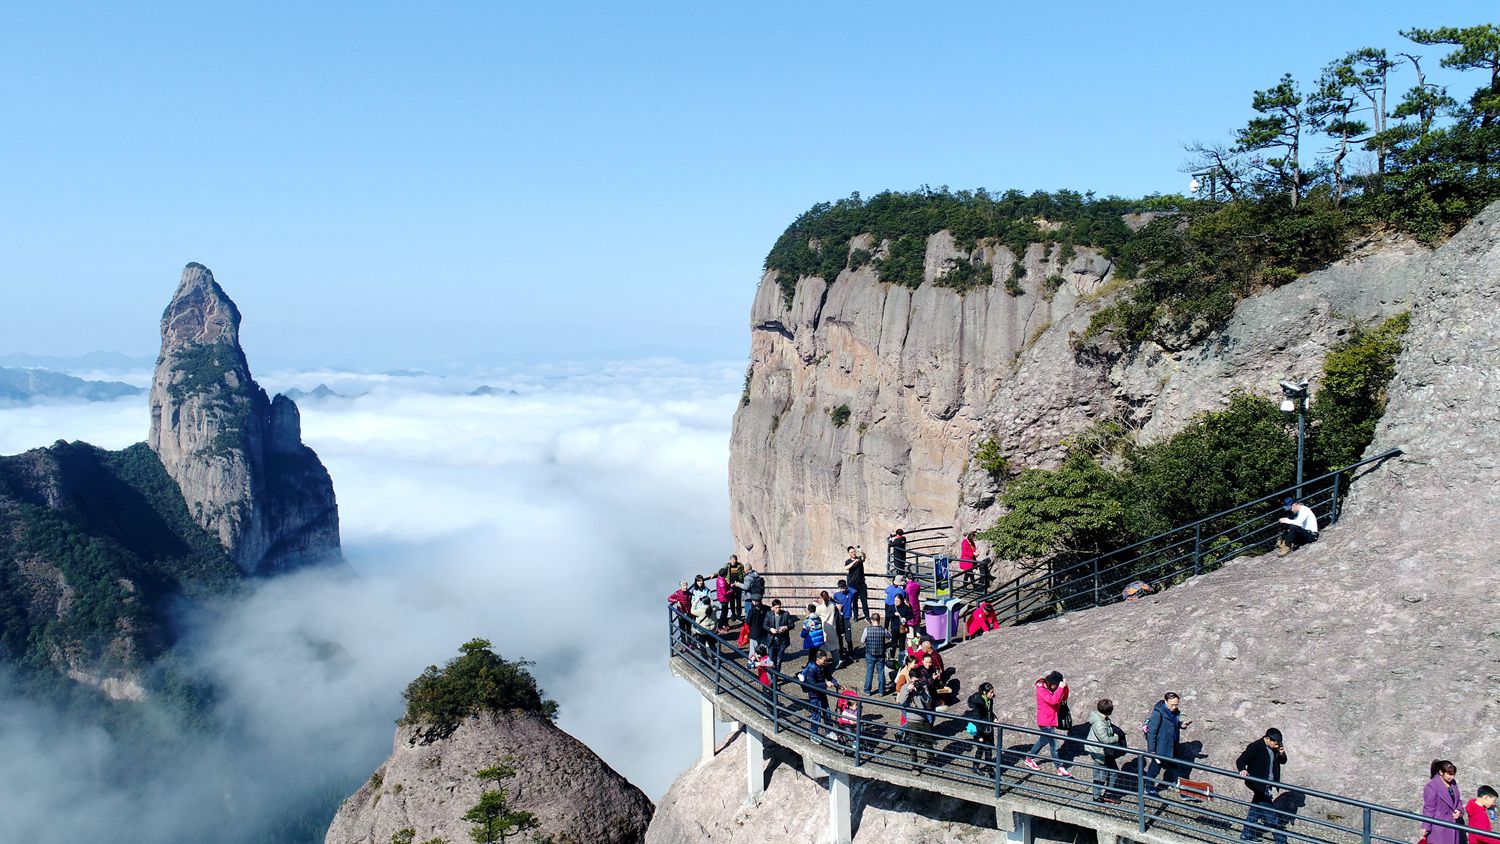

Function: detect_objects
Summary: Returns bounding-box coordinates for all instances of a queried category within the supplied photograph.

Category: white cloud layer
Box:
[0,358,738,842]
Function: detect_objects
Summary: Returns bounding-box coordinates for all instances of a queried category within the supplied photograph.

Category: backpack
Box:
[803,616,825,647]
[1104,723,1128,761]
[1057,701,1073,731]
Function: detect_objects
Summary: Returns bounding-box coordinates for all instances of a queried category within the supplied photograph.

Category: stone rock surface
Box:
[325,711,654,844]
[729,232,1426,571]
[148,263,340,574]
[934,202,1500,811]
[646,731,998,843]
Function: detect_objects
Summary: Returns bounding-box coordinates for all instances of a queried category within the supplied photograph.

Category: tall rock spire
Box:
[148,262,340,573]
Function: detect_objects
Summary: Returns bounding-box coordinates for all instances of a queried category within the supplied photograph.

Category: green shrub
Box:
[974,438,1008,477]
[1307,312,1410,471]
[830,404,851,428]
[399,639,557,742]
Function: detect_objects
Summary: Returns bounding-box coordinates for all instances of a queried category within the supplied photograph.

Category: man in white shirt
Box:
[1276,497,1319,555]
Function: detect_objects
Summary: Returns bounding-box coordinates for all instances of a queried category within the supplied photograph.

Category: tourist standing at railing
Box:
[1088,699,1126,803]
[669,581,692,644]
[860,612,890,695]
[1422,760,1465,844]
[1466,786,1499,844]
[1236,728,1288,844]
[884,576,905,625]
[888,529,907,577]
[689,574,712,613]
[843,545,870,621]
[966,682,998,774]
[1023,671,1072,777]
[1145,692,1189,793]
[762,599,794,670]
[691,593,715,648]
[725,555,746,620]
[833,579,856,659]
[1276,498,1319,556]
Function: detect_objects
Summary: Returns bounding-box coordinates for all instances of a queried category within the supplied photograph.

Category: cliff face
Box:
[730,231,1426,570]
[325,711,654,844]
[927,201,1500,810]
[148,263,340,574]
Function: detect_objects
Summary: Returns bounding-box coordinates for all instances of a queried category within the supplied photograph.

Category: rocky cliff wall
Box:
[934,202,1500,811]
[730,230,1426,571]
[325,711,654,844]
[148,263,340,574]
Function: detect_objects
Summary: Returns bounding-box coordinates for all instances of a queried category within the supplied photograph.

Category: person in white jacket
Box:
[1276,498,1319,555]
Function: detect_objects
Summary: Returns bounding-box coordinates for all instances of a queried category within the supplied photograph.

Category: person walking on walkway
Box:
[725,554,746,619]
[861,612,890,695]
[799,650,835,742]
[1022,671,1071,777]
[1088,699,1126,802]
[843,545,870,620]
[832,579,857,659]
[1276,498,1319,555]
[814,592,842,666]
[1466,786,1500,844]
[1422,760,1464,844]
[1236,728,1289,844]
[966,682,997,774]
[762,599,794,671]
[1145,692,1189,793]
[745,597,767,655]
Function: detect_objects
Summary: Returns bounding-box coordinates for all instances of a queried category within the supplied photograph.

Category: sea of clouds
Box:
[0,358,740,842]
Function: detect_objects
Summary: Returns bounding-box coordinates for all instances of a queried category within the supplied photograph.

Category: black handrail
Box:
[667,604,1481,844]
[960,448,1402,626]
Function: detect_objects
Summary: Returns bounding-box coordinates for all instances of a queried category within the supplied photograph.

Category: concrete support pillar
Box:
[745,726,766,804]
[828,769,852,844]
[1000,810,1033,844]
[700,695,716,763]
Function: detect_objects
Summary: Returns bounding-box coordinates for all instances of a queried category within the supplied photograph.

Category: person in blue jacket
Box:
[832,579,857,664]
[1144,692,1191,794]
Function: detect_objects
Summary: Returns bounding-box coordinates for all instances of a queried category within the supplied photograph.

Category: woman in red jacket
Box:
[1022,670,1071,777]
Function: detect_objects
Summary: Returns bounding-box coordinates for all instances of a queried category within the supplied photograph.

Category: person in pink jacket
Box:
[714,569,732,629]
[966,602,999,638]
[905,576,921,620]
[1022,670,1071,777]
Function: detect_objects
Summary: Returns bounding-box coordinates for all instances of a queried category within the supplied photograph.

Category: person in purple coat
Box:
[1422,760,1464,844]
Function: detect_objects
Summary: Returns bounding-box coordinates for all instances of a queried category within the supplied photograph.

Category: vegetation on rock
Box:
[399,639,558,743]
[463,762,540,844]
[984,312,1409,567]
[764,24,1498,355]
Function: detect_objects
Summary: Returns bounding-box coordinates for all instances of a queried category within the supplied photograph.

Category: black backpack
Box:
[1104,723,1128,761]
[1057,701,1073,731]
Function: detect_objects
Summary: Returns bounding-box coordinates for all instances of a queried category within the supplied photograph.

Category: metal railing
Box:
[668,604,1482,844]
[956,449,1401,629]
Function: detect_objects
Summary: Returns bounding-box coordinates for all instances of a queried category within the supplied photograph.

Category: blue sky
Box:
[0,1,1484,368]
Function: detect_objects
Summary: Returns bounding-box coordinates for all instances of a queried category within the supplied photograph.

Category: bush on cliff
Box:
[399,639,558,743]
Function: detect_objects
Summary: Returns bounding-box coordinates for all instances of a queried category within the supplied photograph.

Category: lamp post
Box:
[1279,379,1310,498]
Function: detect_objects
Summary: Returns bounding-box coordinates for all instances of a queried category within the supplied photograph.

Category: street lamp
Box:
[1280,378,1310,498]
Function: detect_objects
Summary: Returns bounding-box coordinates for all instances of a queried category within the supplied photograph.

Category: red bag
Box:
[737,623,750,647]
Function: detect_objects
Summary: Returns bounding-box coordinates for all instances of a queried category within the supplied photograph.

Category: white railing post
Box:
[745,725,765,804]
[700,694,716,763]
[828,769,852,843]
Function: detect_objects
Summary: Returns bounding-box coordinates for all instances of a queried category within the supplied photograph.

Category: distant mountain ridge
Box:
[0,262,341,697]
[0,367,143,403]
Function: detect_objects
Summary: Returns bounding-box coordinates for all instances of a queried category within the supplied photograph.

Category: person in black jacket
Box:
[1236,728,1289,844]
[762,600,794,670]
[965,682,997,774]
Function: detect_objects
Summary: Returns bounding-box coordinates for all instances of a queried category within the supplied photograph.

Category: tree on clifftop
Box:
[399,639,558,743]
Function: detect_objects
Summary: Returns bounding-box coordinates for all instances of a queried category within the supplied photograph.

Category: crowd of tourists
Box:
[666,538,1494,844]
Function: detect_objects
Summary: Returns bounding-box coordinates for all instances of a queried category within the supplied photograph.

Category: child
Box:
[1466,786,1499,844]
[750,644,773,686]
